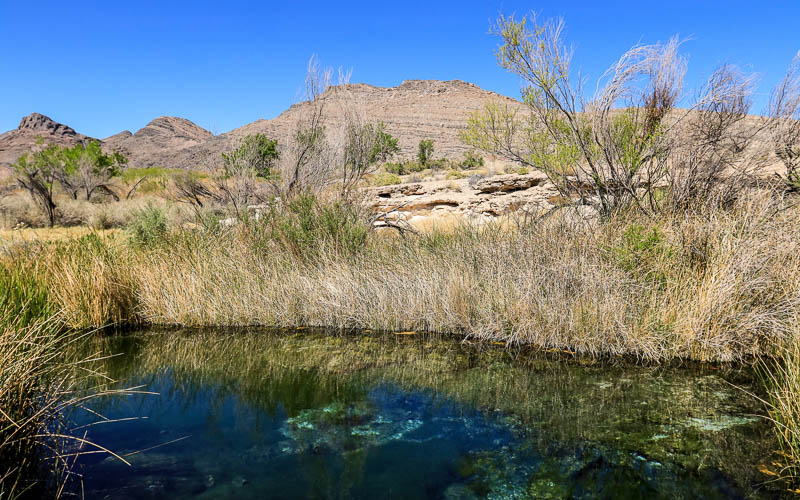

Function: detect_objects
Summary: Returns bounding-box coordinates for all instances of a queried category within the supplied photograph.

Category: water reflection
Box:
[72,329,779,498]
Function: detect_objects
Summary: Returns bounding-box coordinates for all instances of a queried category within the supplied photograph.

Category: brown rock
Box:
[472,171,549,194]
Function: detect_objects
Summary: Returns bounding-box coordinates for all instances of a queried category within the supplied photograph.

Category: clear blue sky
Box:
[1,1,798,138]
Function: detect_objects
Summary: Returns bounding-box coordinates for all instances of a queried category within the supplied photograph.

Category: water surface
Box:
[72,329,780,498]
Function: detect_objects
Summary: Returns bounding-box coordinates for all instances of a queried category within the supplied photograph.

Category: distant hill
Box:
[0,113,95,176]
[0,80,522,175]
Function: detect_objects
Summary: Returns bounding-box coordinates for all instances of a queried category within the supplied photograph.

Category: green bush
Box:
[460,151,485,169]
[445,169,465,180]
[128,204,168,246]
[254,194,369,257]
[418,139,434,166]
[384,162,406,175]
[608,224,673,287]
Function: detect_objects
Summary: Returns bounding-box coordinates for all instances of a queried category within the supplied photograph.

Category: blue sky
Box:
[1,1,798,138]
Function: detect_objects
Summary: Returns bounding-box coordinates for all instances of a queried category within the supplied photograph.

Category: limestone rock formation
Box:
[472,171,549,193]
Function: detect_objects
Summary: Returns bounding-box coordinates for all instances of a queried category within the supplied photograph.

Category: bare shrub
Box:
[668,64,766,209]
[462,14,767,215]
[280,56,338,196]
[768,52,800,191]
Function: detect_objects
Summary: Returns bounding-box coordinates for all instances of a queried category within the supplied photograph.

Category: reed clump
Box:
[761,334,800,482]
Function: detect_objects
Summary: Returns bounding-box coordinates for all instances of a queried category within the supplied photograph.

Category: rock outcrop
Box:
[472,171,549,193]
[369,173,561,221]
[0,113,95,176]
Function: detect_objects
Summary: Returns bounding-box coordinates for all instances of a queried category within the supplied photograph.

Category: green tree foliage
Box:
[341,122,400,196]
[13,140,63,227]
[13,140,127,226]
[221,134,280,179]
[370,123,400,164]
[417,139,434,166]
[59,141,126,200]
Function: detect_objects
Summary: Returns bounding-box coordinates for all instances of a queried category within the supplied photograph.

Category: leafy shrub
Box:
[418,139,434,166]
[517,166,530,175]
[128,204,168,246]
[608,224,673,286]
[254,194,369,257]
[446,169,465,180]
[384,161,427,175]
[222,134,280,179]
[460,151,485,169]
[384,162,406,175]
[426,158,452,170]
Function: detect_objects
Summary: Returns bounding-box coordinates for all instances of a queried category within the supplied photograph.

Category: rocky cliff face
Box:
[0,80,522,173]
[0,113,95,176]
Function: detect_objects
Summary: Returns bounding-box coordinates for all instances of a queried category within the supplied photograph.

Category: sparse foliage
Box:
[281,55,338,196]
[216,134,280,215]
[13,141,61,227]
[768,52,800,192]
[340,119,399,197]
[462,13,767,215]
[221,134,280,179]
[417,139,434,166]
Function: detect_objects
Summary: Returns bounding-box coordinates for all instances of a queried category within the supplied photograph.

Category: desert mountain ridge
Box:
[0,79,522,175]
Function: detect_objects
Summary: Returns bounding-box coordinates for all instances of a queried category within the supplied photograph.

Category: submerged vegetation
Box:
[72,329,775,497]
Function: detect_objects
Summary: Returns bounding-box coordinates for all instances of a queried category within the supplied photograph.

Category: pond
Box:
[70,329,781,499]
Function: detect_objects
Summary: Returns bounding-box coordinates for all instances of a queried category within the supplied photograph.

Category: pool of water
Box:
[69,329,782,498]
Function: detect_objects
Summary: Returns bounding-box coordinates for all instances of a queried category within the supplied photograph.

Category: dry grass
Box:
[761,334,800,481]
[24,189,792,362]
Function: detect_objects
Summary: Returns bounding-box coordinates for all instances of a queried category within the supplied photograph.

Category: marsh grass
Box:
[44,234,140,329]
[760,335,800,482]
[17,190,797,362]
[0,318,125,498]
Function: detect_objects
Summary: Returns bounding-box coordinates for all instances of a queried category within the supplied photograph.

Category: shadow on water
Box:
[68,328,783,499]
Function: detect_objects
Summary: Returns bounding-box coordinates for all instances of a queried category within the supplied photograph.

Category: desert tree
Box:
[57,141,126,201]
[216,134,280,215]
[338,115,399,197]
[768,52,800,191]
[462,13,760,215]
[13,141,62,227]
[172,171,221,211]
[417,139,434,166]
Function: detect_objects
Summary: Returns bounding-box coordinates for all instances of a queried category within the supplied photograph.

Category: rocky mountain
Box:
[0,80,521,175]
[0,113,96,175]
[102,116,213,168]
[169,79,522,170]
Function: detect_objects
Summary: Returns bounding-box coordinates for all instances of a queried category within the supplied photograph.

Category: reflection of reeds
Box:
[84,329,775,490]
